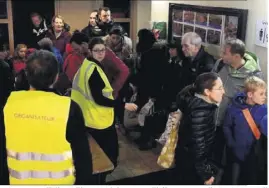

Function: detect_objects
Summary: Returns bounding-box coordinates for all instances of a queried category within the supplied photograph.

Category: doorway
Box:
[12,0,55,47]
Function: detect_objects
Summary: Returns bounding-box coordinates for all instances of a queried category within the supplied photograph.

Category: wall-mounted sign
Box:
[255,20,268,48]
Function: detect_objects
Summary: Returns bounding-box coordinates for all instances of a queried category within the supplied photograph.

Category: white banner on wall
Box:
[255,20,268,48]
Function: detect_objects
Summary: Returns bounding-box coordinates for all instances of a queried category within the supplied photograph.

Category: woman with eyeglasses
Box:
[172,72,225,185]
[71,37,137,183]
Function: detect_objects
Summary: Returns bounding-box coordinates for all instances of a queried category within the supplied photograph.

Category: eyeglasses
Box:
[212,86,225,91]
[92,49,106,53]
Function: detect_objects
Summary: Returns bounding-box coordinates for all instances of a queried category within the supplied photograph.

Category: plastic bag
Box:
[137,98,155,126]
[156,110,182,145]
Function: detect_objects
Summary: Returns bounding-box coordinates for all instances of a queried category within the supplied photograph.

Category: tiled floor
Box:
[106,129,163,182]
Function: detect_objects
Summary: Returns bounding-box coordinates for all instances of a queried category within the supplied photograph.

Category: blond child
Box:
[223,76,267,185]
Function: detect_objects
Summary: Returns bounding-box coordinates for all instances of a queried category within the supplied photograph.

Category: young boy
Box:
[223,76,267,185]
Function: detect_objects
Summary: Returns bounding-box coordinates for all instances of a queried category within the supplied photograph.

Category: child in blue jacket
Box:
[223,76,267,185]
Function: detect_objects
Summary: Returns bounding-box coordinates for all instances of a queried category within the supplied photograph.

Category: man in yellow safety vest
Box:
[2,50,93,185]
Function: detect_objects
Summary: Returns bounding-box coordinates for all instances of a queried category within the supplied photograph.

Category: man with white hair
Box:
[180,32,215,87]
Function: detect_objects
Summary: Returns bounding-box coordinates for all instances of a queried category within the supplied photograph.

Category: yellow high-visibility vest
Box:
[4,91,75,185]
[71,59,114,129]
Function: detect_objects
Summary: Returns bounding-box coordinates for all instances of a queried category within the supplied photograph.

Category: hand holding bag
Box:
[124,92,139,128]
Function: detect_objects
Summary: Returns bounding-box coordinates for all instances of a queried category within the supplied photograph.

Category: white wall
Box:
[151,0,268,79]
[56,0,103,32]
[133,0,152,43]
[136,1,152,31]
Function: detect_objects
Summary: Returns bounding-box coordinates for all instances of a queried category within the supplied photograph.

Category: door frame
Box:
[0,0,14,54]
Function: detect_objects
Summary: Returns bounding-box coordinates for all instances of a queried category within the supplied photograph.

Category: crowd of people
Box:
[0,6,267,185]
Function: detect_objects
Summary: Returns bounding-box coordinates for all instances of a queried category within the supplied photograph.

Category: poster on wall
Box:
[255,20,268,48]
[224,16,238,39]
[168,3,248,58]
[152,21,167,39]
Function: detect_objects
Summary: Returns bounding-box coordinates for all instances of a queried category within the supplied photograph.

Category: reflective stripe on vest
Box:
[9,168,74,179]
[72,63,112,101]
[7,150,72,161]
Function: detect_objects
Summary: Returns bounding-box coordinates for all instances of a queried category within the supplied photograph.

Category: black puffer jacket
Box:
[81,25,104,39]
[175,85,218,182]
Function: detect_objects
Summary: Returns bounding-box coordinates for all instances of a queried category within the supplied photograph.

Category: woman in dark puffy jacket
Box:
[174,72,225,185]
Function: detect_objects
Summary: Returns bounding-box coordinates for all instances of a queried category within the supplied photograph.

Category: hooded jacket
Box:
[223,92,267,161]
[212,53,263,127]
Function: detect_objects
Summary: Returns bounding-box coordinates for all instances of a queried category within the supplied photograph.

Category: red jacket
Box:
[102,48,129,98]
[13,59,26,75]
[63,52,85,82]
[63,46,129,98]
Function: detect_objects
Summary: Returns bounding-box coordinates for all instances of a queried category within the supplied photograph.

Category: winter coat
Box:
[46,29,71,56]
[181,46,215,88]
[63,52,85,82]
[31,19,49,48]
[160,56,184,109]
[62,46,129,98]
[133,42,167,109]
[52,47,64,65]
[81,24,104,39]
[103,35,132,62]
[102,48,129,99]
[223,92,267,161]
[96,20,115,37]
[175,86,218,182]
[212,53,262,127]
[12,59,26,75]
[31,20,71,48]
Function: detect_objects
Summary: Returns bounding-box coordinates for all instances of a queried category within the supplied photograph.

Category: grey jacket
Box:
[212,53,263,126]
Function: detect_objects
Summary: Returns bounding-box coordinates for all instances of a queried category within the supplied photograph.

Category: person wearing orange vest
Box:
[2,50,93,185]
